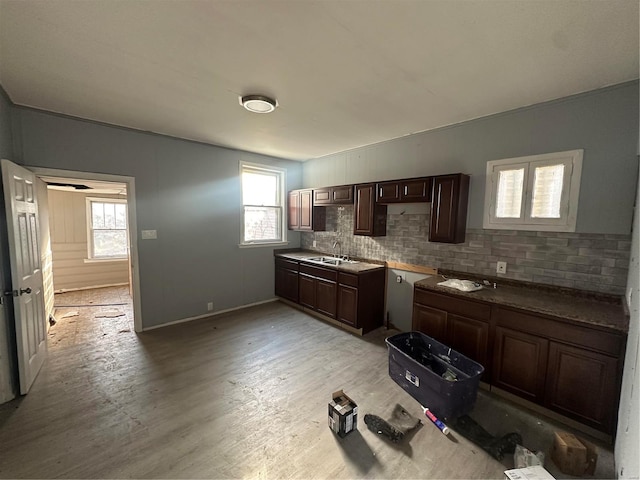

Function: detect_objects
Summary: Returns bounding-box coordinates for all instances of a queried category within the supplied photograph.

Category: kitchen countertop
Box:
[414,275,629,333]
[275,250,386,274]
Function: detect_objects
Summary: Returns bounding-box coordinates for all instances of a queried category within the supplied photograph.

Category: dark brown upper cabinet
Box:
[288,189,326,232]
[313,185,354,205]
[354,183,387,236]
[376,177,432,204]
[429,174,470,244]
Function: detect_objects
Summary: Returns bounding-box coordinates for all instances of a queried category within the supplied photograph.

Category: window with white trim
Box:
[87,198,128,259]
[240,163,286,245]
[483,150,583,232]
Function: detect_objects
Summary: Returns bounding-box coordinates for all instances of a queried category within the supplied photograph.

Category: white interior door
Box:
[2,159,47,394]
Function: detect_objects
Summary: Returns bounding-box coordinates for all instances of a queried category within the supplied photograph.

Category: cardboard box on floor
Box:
[328,390,358,437]
[550,431,598,476]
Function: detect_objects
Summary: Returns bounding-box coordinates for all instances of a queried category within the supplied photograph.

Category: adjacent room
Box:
[0,1,638,479]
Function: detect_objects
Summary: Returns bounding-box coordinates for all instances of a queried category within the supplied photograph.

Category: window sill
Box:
[84,257,128,264]
[238,241,289,249]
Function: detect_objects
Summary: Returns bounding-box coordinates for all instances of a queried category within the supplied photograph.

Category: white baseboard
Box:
[142,298,279,331]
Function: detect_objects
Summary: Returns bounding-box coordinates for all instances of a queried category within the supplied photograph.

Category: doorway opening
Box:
[29,168,142,342]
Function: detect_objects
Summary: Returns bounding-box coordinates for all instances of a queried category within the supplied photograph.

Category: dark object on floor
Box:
[452,414,522,460]
[48,315,56,326]
[364,404,421,443]
[365,414,404,443]
[385,332,484,420]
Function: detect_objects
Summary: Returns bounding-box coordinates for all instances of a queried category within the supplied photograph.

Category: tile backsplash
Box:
[300,205,631,296]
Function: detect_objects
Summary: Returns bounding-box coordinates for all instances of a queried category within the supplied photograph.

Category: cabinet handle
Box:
[404,186,408,196]
[379,187,383,197]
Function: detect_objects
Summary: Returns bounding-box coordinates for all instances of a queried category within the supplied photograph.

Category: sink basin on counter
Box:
[305,256,358,266]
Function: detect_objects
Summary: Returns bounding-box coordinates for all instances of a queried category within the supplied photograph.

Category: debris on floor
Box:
[59,311,79,319]
[95,309,125,318]
[451,414,521,460]
[48,314,56,326]
[364,404,421,443]
[514,444,545,468]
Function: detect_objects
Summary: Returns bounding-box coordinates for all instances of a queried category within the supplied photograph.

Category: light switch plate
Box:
[141,229,157,240]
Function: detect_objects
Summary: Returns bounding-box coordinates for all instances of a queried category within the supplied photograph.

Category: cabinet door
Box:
[287,191,300,230]
[493,326,549,404]
[448,314,490,378]
[313,188,332,205]
[316,278,337,318]
[354,184,387,236]
[275,267,299,303]
[337,284,358,326]
[412,303,448,343]
[298,273,316,310]
[401,178,432,202]
[299,189,314,231]
[376,181,401,203]
[331,185,354,204]
[545,342,619,433]
[429,174,469,243]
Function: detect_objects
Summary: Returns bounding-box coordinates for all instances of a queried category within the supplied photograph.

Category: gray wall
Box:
[11,107,303,329]
[303,81,639,235]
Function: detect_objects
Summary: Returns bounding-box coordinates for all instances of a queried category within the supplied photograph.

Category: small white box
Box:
[504,465,556,480]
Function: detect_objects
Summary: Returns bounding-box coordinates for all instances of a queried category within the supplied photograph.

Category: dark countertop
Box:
[414,275,629,333]
[275,250,385,274]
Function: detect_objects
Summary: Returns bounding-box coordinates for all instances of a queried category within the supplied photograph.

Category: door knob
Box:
[19,287,32,295]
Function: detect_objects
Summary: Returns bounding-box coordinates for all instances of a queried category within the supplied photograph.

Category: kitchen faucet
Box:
[332,240,342,258]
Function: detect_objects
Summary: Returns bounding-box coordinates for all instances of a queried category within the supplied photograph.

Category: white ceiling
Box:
[0,1,638,161]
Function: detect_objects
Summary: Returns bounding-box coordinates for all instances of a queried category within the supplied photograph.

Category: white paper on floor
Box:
[59,311,79,319]
[95,309,125,318]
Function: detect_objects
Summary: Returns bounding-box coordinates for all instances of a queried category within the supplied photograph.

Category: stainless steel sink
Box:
[305,256,357,266]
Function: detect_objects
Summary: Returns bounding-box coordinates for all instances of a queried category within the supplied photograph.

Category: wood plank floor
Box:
[0,298,614,478]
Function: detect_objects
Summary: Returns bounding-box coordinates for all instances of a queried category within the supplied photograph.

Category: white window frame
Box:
[483,150,583,232]
[239,162,287,247]
[86,197,129,261]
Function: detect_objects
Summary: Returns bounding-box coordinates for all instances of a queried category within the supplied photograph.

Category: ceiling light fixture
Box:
[240,95,277,114]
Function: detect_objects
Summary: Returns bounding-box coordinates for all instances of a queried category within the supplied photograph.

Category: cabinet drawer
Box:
[414,288,490,321]
[299,263,337,281]
[275,257,299,271]
[338,272,358,287]
[493,307,624,356]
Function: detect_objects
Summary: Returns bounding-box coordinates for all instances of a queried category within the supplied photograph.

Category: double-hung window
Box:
[240,163,286,245]
[87,198,128,259]
[483,150,583,232]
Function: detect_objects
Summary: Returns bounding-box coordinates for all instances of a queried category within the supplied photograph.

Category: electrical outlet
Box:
[496,261,507,274]
[396,275,403,284]
[312,240,317,247]
[141,229,157,240]
[207,302,214,311]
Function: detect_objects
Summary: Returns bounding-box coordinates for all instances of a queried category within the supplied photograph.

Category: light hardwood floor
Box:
[0,296,614,478]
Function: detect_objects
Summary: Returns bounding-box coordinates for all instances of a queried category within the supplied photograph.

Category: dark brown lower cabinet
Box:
[274,256,385,334]
[412,290,491,380]
[337,284,358,327]
[545,341,619,432]
[298,273,317,310]
[448,314,490,373]
[412,303,448,341]
[274,258,299,303]
[316,278,337,318]
[412,286,626,435]
[492,326,549,404]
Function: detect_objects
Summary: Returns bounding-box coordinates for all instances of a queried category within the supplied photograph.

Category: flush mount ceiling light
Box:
[240,95,277,113]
